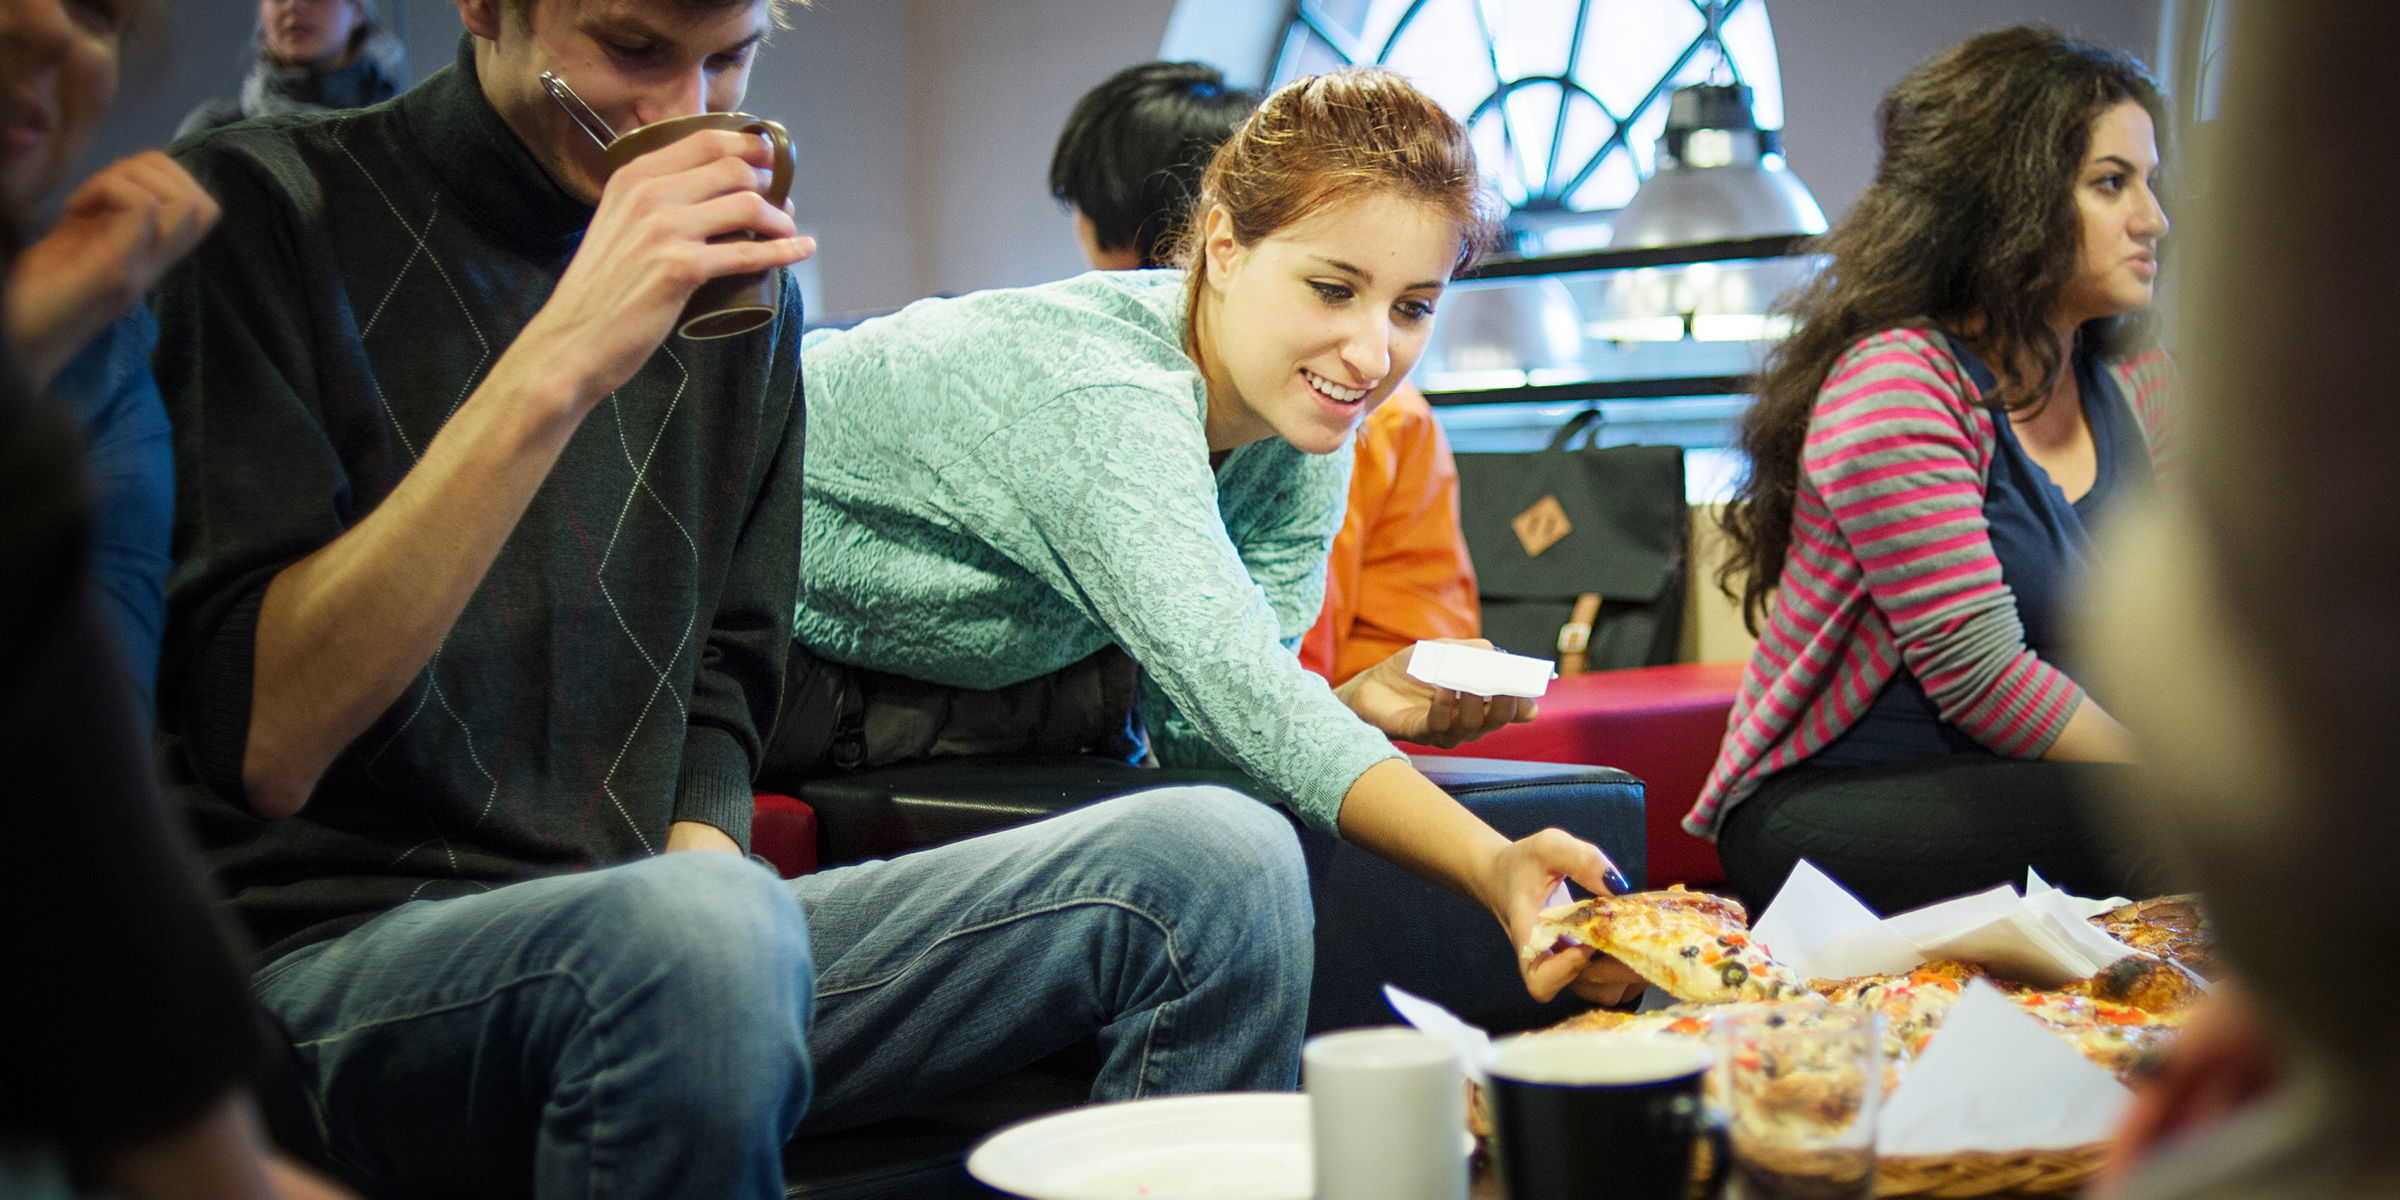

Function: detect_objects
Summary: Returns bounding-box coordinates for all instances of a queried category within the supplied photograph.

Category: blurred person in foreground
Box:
[1049,59,1481,687]
[2,0,217,716]
[2092,3,2400,1197]
[176,0,406,139]
[0,5,336,1188]
[0,303,348,1200]
[0,324,349,1200]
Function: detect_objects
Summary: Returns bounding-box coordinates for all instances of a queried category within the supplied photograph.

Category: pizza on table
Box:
[1525,885,2213,1087]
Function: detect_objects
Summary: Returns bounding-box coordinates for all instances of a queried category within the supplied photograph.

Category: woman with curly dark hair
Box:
[1685,26,2181,914]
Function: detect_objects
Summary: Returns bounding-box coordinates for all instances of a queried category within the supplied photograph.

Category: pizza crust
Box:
[1528,885,1814,1004]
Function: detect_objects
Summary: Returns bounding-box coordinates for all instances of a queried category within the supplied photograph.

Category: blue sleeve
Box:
[47,304,172,718]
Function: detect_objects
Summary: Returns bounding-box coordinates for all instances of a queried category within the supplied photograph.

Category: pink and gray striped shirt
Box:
[1685,326,2175,838]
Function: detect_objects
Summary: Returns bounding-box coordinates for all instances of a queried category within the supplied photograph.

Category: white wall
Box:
[750,0,914,321]
[87,0,261,169]
[867,0,2169,305]
[894,0,1177,304]
[1772,0,2163,225]
[82,0,2166,320]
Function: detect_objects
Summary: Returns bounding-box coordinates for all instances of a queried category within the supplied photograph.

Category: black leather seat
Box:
[780,754,1645,1199]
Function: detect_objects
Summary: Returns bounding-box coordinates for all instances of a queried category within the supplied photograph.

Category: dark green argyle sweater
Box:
[154,39,805,963]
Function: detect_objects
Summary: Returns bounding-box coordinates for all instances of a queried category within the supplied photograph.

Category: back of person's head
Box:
[1048,61,1259,269]
[1720,25,2166,629]
[1177,68,1495,291]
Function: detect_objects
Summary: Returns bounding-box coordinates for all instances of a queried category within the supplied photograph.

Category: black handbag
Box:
[1451,410,1687,673]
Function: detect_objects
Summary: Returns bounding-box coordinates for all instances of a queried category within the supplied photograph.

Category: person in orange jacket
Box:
[1298,386,1480,684]
[1050,60,1481,687]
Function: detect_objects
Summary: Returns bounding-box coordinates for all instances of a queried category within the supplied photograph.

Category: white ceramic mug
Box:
[1304,1026,1468,1200]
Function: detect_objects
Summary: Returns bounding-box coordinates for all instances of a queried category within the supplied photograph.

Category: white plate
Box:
[966,1093,1312,1200]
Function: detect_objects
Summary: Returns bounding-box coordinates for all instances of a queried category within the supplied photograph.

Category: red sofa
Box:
[750,791,818,877]
[1406,660,1743,887]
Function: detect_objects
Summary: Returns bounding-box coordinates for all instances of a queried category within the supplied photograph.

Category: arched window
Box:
[1270,0,1786,216]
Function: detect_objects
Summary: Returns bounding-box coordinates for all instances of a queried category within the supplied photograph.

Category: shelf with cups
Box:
[1419,233,1824,475]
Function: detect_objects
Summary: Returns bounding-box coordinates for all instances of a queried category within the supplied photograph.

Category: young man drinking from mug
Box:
[153,0,1312,1194]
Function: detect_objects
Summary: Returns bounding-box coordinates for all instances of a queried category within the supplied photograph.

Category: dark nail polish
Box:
[1603,867,1631,895]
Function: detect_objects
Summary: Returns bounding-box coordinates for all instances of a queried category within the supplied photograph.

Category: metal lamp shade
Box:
[1608,83,1828,250]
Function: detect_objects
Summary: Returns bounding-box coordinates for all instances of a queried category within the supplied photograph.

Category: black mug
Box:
[1487,1032,1727,1200]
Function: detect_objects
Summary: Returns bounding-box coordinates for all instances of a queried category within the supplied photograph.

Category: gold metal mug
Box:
[603,112,795,340]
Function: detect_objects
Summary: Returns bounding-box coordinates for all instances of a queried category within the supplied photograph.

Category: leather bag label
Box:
[1512,494,1572,558]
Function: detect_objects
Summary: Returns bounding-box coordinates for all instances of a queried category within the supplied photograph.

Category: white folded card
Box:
[1404,641,1554,699]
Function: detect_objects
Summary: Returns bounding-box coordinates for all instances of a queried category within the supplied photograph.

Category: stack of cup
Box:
[1303,1027,1468,1200]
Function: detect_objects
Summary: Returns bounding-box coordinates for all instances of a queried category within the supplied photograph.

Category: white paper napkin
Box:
[1384,985,1494,1085]
[1404,641,1554,699]
[2020,871,2166,979]
[1877,980,2131,1153]
[1754,861,2146,987]
[2023,868,2131,918]
[1751,860,1926,980]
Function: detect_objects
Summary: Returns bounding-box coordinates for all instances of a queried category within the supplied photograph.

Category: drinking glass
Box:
[1714,1007,1880,1200]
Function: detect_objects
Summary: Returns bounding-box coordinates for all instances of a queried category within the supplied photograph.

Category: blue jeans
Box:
[258,786,1312,1198]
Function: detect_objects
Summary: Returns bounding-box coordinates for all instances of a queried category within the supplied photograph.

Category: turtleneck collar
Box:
[400,33,593,249]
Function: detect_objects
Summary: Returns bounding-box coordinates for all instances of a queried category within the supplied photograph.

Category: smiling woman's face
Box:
[1195,189,1460,455]
[0,0,124,211]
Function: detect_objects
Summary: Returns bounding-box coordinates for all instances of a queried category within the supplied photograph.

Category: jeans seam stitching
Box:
[813,896,1190,999]
[1133,998,1169,1097]
[278,968,605,1192]
[282,967,596,1050]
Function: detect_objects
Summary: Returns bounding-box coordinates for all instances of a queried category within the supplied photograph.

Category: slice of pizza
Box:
[1807,958,1992,1006]
[1527,885,1812,1004]
[1542,997,1814,1039]
[1814,964,1984,1086]
[2059,954,2206,1020]
[2091,895,2219,980]
[2008,989,2178,1078]
[1819,967,2176,1085]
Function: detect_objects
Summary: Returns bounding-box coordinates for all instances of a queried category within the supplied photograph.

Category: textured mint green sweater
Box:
[798,270,1402,827]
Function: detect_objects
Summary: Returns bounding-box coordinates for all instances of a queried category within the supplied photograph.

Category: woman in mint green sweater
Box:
[788,69,1637,1003]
